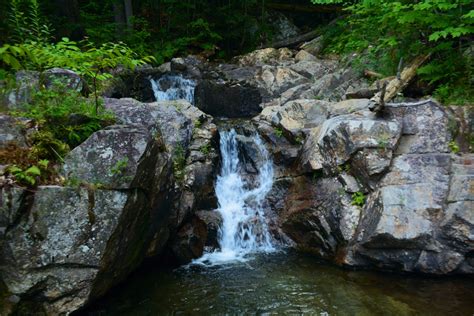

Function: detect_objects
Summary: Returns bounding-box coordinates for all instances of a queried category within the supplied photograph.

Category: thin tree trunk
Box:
[113,2,126,37]
[124,0,133,30]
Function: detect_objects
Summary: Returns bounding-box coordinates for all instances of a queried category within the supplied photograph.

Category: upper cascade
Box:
[150,74,196,104]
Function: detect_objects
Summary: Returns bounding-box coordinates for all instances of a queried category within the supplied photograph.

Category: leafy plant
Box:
[448,140,460,154]
[111,157,129,176]
[199,143,211,156]
[6,159,49,186]
[173,144,187,183]
[351,191,366,207]
[8,0,52,43]
[274,127,283,138]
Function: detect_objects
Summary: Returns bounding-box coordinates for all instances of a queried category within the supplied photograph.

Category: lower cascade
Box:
[195,129,276,265]
[150,74,195,104]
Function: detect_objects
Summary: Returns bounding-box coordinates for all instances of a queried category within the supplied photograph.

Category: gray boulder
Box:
[61,125,151,189]
[104,97,193,151]
[299,113,401,172]
[0,115,28,149]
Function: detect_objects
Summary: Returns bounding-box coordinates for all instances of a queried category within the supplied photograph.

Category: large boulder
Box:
[1,97,180,313]
[1,69,84,111]
[344,153,473,274]
[104,97,193,151]
[257,99,330,137]
[299,113,402,173]
[279,176,361,258]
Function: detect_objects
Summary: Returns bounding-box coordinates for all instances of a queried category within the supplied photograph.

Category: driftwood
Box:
[363,69,384,79]
[370,54,430,112]
[271,29,320,49]
[266,3,342,14]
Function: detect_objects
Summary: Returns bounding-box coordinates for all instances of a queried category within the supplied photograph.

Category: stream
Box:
[80,251,474,315]
[74,75,474,315]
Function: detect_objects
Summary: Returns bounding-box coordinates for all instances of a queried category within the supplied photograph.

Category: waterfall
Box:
[150,74,195,104]
[195,129,276,265]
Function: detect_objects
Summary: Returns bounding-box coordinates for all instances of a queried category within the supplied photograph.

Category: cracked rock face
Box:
[1,186,127,314]
[1,99,175,314]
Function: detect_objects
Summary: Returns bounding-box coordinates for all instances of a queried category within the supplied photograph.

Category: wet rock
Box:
[172,103,219,227]
[171,216,208,264]
[195,210,223,250]
[195,80,262,118]
[279,176,360,258]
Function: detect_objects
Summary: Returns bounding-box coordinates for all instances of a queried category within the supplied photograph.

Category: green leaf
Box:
[25,166,41,176]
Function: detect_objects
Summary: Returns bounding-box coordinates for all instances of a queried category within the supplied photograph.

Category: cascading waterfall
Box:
[150,74,195,104]
[195,129,276,265]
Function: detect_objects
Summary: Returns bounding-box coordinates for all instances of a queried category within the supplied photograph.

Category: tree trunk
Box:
[113,1,126,37]
[124,0,134,30]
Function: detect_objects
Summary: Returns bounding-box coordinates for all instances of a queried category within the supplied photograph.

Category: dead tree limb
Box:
[271,29,321,49]
[266,3,342,14]
[370,54,430,107]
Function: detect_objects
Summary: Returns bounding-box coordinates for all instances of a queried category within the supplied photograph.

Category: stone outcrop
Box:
[1,98,185,314]
[256,97,473,275]
[1,69,84,111]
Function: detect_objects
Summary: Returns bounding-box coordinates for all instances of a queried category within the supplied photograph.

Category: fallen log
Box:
[370,54,430,112]
[271,29,320,49]
[266,3,342,14]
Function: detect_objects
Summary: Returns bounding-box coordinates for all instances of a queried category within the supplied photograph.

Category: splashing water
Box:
[150,74,195,104]
[195,129,276,265]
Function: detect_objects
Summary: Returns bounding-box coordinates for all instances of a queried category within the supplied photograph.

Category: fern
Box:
[8,0,52,43]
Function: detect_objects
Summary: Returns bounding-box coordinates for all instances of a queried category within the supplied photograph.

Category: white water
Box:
[195,129,276,265]
[150,74,195,104]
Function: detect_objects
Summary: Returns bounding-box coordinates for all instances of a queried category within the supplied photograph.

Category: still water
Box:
[80,251,474,315]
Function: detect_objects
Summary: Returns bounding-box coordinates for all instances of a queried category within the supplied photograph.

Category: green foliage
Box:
[6,159,49,186]
[111,157,129,176]
[199,143,211,156]
[448,140,460,154]
[311,0,474,104]
[351,191,366,207]
[173,144,187,183]
[0,38,154,111]
[8,0,52,43]
[274,127,284,138]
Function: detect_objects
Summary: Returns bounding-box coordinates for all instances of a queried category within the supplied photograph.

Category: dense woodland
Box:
[0,0,472,186]
[0,0,472,99]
